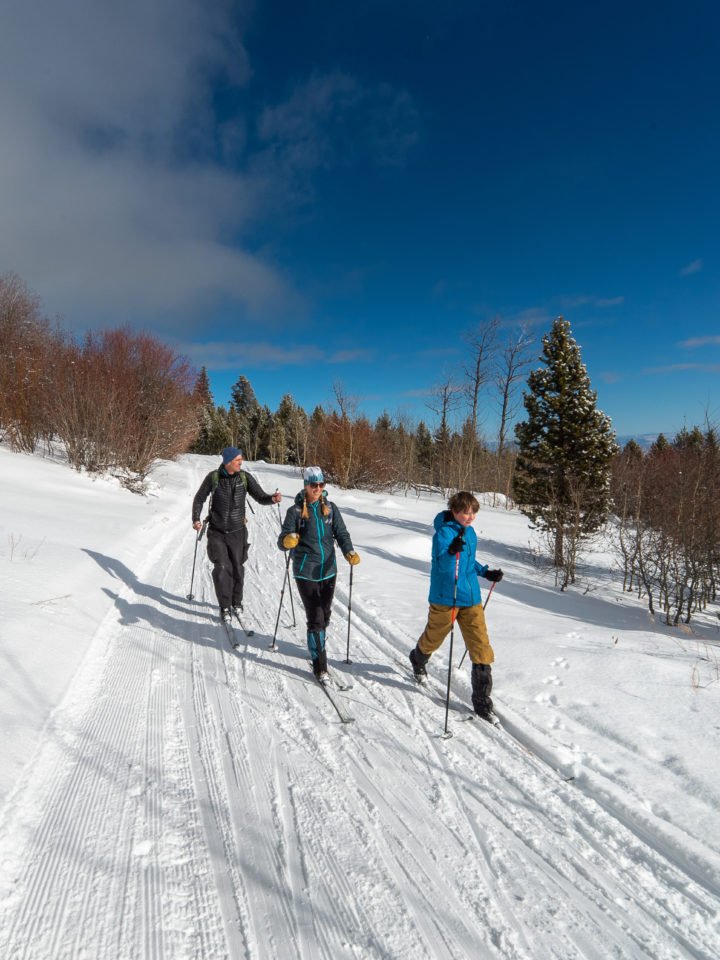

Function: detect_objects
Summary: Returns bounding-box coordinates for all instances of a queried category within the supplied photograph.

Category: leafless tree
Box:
[462,316,500,437]
[495,327,535,456]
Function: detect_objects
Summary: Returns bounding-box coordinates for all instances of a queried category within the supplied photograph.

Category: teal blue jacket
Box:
[278,490,354,581]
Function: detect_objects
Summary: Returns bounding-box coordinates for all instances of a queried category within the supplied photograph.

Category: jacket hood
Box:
[433,509,457,532]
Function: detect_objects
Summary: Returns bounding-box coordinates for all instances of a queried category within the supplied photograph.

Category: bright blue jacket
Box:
[428,511,488,607]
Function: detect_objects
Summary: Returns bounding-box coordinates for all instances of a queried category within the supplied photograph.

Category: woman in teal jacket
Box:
[409,490,503,721]
[279,466,360,680]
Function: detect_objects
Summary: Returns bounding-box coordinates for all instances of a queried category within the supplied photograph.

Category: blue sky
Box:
[1,0,718,440]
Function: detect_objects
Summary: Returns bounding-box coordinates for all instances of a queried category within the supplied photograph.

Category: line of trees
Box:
[190,370,520,496]
[190,314,538,500]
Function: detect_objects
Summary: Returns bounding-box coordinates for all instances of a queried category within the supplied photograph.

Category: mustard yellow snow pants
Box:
[417,602,494,665]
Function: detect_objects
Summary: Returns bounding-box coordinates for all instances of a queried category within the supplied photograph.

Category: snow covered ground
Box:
[1,446,719,960]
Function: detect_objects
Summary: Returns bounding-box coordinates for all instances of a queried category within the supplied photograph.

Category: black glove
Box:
[447,532,465,555]
[484,569,503,582]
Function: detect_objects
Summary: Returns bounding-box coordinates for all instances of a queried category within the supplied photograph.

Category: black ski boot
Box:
[409,645,430,682]
[471,662,497,723]
[312,649,329,683]
[308,631,329,682]
[220,607,232,624]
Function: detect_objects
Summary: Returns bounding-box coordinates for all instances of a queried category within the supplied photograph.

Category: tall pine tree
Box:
[513,317,618,579]
[230,375,262,459]
[189,366,217,454]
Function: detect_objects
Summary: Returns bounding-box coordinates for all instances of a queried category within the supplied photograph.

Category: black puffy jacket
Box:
[192,465,274,533]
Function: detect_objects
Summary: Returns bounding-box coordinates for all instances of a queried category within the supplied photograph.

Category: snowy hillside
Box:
[0,447,719,959]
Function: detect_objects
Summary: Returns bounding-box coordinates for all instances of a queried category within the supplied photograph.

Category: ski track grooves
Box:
[1,459,719,960]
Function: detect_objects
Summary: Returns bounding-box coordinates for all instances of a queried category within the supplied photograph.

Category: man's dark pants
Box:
[207,526,248,608]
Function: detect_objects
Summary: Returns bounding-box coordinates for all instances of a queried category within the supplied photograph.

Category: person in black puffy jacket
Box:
[192,447,282,622]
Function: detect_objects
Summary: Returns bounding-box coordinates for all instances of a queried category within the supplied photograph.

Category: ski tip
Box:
[245,629,255,637]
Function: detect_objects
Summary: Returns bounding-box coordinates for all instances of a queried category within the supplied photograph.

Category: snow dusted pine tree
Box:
[513,316,618,585]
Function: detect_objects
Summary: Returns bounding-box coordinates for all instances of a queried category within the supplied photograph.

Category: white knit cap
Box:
[303,466,325,484]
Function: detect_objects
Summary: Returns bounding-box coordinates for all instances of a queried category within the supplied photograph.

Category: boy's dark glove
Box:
[447,534,465,555]
[484,569,504,582]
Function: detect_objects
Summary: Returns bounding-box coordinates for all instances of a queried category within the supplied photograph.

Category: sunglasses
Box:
[308,482,325,489]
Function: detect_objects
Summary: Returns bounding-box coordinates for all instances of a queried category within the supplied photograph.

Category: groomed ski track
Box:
[0,458,718,960]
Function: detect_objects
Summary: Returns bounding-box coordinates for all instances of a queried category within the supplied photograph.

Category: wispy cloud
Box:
[401,388,434,399]
[257,71,420,174]
[557,294,624,310]
[177,340,375,370]
[679,258,703,276]
[643,363,720,375]
[505,307,553,330]
[678,335,720,349]
[599,371,622,384]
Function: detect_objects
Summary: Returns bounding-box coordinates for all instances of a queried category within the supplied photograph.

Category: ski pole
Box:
[186,519,208,601]
[271,552,293,650]
[344,565,354,664]
[442,552,461,738]
[275,489,283,526]
[458,581,496,669]
[288,561,296,627]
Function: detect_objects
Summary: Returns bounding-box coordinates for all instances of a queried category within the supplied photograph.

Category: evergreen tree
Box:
[513,317,618,577]
[230,375,262,458]
[622,438,643,459]
[189,366,217,454]
[415,421,433,484]
[673,425,704,450]
[649,433,669,455]
[274,393,303,464]
[375,411,393,437]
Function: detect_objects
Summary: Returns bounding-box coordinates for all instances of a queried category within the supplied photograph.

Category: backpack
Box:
[211,469,247,493]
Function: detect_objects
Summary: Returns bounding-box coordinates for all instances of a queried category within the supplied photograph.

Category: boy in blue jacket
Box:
[409,491,503,721]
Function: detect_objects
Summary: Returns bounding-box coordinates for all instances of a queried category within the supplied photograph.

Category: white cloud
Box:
[678,335,720,349]
[643,363,720,375]
[679,258,703,276]
[177,340,375,370]
[0,0,285,328]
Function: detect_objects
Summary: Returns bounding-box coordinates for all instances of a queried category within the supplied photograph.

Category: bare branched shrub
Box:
[611,433,720,624]
[0,273,61,452]
[52,327,200,482]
